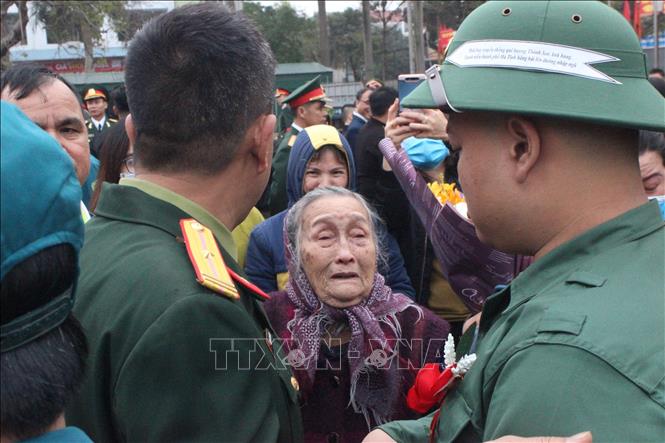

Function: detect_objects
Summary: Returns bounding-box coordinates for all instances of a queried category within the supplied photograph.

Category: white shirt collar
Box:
[90,116,106,127]
[291,123,304,132]
[353,111,368,123]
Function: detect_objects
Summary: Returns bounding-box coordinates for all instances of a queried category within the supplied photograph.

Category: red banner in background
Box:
[42,58,125,74]
[634,1,642,38]
[624,0,632,22]
[623,0,655,38]
[437,25,455,55]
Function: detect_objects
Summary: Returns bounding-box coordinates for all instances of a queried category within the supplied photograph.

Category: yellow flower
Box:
[428,179,465,206]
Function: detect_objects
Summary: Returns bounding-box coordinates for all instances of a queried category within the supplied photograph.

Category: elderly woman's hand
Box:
[385,99,449,149]
[385,99,419,148]
[405,108,448,141]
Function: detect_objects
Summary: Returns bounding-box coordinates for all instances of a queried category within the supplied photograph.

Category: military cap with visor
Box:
[402,0,665,131]
[283,76,329,109]
[83,87,107,101]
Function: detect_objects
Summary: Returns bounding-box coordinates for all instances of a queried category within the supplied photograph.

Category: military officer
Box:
[83,87,117,147]
[274,87,293,136]
[269,76,329,215]
[66,4,303,442]
[365,1,664,442]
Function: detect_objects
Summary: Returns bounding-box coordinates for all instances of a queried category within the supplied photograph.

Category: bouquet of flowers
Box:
[427,176,468,218]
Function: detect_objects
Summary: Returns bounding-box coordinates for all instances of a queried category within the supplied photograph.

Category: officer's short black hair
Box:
[649,68,665,77]
[110,85,129,114]
[125,3,275,174]
[369,87,398,117]
[355,87,370,101]
[1,244,88,441]
[1,64,81,105]
[639,131,665,165]
[648,75,665,98]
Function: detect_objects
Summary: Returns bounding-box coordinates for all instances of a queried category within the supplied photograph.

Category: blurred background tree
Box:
[32,1,128,72]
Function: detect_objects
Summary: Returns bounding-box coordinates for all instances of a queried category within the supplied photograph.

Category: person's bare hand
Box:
[362,429,397,442]
[485,432,592,443]
[385,99,419,148]
[463,312,482,334]
[365,79,383,90]
[404,108,448,141]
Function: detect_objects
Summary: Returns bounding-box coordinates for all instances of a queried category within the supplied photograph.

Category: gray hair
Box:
[285,187,388,271]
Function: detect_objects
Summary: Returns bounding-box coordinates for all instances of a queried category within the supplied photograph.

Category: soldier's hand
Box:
[485,432,592,443]
[362,429,397,442]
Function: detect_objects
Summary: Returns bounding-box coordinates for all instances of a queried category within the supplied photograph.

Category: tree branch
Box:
[1,0,28,59]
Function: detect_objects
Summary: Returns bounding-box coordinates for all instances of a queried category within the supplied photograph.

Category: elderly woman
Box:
[264,187,448,443]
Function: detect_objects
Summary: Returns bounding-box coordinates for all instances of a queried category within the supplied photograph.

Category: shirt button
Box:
[290,376,299,391]
[331,375,341,387]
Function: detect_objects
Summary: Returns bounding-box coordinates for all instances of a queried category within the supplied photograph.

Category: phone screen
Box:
[398,74,426,111]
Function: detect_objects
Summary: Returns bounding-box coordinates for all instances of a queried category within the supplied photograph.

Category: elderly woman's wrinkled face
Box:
[300,195,376,308]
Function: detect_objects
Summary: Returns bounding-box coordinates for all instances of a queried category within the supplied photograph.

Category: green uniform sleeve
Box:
[483,344,664,442]
[378,412,434,443]
[112,294,284,442]
[269,139,291,215]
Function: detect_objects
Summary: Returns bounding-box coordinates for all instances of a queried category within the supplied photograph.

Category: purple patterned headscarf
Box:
[283,226,422,426]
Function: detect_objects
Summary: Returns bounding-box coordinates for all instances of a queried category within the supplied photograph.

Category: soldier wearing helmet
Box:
[366,1,664,441]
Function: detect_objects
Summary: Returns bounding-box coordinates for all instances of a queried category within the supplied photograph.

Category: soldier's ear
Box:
[251,113,276,174]
[505,115,541,184]
[125,114,137,148]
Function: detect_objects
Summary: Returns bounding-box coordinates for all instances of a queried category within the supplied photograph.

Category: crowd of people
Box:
[1,1,664,443]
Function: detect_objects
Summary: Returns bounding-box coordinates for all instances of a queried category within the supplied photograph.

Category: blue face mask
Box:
[402,137,450,170]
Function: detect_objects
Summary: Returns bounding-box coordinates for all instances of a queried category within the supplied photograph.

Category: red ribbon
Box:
[406,363,456,414]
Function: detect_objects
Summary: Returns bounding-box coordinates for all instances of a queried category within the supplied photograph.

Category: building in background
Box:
[6,1,175,92]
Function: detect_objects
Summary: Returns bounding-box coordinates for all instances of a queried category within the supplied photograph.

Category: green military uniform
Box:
[269,125,300,214]
[85,116,117,146]
[67,179,303,442]
[380,202,665,441]
[268,76,327,215]
[378,1,665,441]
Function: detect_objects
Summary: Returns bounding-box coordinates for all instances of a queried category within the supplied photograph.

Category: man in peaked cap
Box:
[65,4,303,442]
[1,102,91,443]
[83,87,117,147]
[365,1,664,442]
[269,75,329,214]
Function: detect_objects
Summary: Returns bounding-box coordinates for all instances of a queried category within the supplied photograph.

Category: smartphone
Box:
[397,73,426,111]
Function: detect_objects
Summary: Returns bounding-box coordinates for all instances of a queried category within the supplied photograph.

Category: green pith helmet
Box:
[402,0,665,131]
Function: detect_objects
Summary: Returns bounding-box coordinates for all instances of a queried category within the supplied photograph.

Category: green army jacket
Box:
[269,126,300,215]
[66,183,303,442]
[381,201,665,442]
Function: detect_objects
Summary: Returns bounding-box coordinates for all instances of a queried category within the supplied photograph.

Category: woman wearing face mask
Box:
[89,118,132,212]
[245,125,415,298]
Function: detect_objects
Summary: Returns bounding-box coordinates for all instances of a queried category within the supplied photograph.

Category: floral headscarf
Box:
[283,227,423,426]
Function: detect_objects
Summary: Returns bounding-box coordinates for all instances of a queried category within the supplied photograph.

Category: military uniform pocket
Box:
[436,393,481,442]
